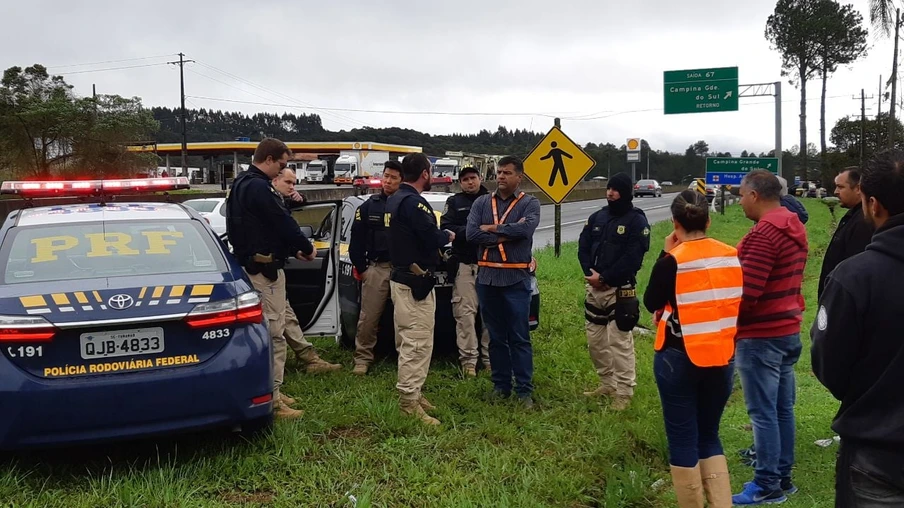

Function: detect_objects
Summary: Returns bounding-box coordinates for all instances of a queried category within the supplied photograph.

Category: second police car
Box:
[0,177,344,449]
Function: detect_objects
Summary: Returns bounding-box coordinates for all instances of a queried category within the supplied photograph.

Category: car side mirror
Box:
[299,225,314,238]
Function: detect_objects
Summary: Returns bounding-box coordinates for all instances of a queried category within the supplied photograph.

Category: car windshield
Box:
[182,200,218,213]
[2,220,225,284]
[638,180,655,185]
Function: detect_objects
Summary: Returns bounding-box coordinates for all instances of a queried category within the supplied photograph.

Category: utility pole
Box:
[879,74,883,149]
[168,52,194,177]
[890,9,901,149]
[554,117,562,258]
[646,146,650,179]
[861,89,866,166]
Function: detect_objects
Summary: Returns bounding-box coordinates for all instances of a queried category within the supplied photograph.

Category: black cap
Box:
[607,172,633,200]
[459,166,480,178]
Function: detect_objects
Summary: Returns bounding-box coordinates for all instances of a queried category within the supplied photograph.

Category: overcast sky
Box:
[1,0,896,155]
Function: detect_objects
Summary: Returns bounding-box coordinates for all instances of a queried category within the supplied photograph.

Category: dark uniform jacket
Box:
[578,206,651,287]
[385,184,449,272]
[225,165,313,267]
[812,213,904,451]
[818,203,874,299]
[349,192,392,274]
[440,186,489,265]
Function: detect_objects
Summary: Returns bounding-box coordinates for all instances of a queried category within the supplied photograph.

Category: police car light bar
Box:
[0,177,190,197]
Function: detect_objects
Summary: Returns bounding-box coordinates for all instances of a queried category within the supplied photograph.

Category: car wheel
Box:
[237,414,273,439]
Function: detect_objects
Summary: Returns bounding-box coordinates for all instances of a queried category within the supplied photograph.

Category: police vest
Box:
[365,194,390,259]
[654,238,743,367]
[478,192,531,269]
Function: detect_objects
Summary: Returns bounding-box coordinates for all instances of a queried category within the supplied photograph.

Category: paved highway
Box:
[533,193,678,251]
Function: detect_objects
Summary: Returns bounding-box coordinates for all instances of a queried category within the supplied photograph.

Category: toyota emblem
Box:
[108,294,134,310]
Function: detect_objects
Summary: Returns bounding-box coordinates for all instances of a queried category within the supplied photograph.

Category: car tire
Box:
[237,414,273,439]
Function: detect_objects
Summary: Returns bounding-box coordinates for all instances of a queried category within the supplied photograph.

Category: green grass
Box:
[0,199,840,507]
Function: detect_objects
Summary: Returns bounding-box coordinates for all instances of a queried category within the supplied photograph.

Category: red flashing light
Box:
[0,177,190,197]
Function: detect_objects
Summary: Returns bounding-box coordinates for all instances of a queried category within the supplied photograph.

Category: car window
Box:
[2,220,226,284]
[182,200,217,213]
[218,201,227,217]
[340,202,355,242]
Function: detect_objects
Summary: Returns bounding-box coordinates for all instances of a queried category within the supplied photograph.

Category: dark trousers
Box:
[653,346,734,467]
[835,440,904,507]
[477,279,533,397]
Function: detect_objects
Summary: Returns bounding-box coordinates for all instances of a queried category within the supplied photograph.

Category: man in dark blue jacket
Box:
[226,138,316,419]
[578,172,650,410]
[812,150,904,507]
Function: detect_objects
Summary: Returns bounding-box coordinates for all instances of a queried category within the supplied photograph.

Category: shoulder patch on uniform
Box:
[642,227,650,236]
[617,225,626,235]
[417,202,431,214]
[817,305,828,331]
[443,201,450,215]
[355,208,362,221]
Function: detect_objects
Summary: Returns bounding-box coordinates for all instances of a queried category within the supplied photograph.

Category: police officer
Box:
[226,138,316,420]
[385,153,455,425]
[348,160,403,375]
[578,172,650,411]
[440,166,491,377]
[271,167,341,375]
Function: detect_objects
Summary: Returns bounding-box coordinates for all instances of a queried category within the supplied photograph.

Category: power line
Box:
[46,54,177,70]
[56,62,170,75]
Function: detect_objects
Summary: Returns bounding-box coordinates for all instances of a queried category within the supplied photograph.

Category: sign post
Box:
[522,119,597,257]
[664,67,739,115]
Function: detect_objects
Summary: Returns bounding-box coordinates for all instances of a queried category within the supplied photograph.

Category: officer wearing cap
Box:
[385,153,455,425]
[578,172,650,411]
[226,137,316,420]
[348,160,403,375]
[440,166,491,377]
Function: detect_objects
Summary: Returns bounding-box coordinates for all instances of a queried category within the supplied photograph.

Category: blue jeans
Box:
[477,279,533,397]
[735,334,802,491]
[654,347,734,467]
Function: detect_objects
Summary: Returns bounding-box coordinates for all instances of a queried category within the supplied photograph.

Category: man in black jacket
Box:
[812,149,904,506]
[226,138,316,419]
[440,167,490,376]
[818,167,874,299]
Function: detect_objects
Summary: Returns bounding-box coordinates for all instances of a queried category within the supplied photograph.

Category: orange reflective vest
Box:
[654,237,743,367]
[478,191,531,269]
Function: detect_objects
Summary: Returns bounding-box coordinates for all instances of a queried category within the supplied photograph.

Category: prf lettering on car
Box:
[30,232,184,263]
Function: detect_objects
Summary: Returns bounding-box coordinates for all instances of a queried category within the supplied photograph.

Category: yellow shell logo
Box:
[627,139,640,150]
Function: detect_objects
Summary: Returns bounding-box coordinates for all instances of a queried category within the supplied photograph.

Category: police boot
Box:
[280,393,297,406]
[305,357,342,374]
[463,365,477,377]
[669,464,704,508]
[352,363,369,376]
[611,395,632,411]
[273,394,304,419]
[400,398,440,426]
[698,455,732,508]
[583,385,616,398]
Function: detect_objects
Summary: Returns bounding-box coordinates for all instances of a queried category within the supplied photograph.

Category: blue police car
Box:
[0,177,338,449]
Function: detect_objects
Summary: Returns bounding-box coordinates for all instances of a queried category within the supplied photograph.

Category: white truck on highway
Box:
[304,159,329,183]
[432,157,460,184]
[333,150,390,185]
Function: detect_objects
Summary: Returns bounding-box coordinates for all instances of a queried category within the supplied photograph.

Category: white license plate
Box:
[80,327,165,360]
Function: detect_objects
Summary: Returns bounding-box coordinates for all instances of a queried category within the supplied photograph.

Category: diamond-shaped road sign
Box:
[523,126,596,204]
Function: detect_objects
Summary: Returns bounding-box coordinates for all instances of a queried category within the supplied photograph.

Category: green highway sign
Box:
[705,157,779,185]
[664,67,739,115]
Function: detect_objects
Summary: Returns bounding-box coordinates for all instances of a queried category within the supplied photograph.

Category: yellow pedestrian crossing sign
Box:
[523,126,596,204]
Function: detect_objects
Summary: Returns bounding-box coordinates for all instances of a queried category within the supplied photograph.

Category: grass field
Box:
[0,198,841,507]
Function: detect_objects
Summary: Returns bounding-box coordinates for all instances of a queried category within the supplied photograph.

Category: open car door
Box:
[282,200,342,337]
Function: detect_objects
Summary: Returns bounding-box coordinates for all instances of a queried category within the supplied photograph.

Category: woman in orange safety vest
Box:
[643,190,743,508]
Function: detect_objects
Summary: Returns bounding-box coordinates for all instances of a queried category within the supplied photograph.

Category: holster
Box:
[614,286,640,332]
[447,255,460,283]
[391,269,436,301]
[245,253,281,282]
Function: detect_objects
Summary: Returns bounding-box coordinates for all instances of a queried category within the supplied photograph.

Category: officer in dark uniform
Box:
[578,172,651,410]
[385,152,454,425]
[440,166,491,376]
[348,160,403,375]
[226,137,315,420]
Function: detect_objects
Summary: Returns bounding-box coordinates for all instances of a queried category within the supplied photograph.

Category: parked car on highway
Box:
[661,181,673,186]
[182,198,227,236]
[634,179,662,198]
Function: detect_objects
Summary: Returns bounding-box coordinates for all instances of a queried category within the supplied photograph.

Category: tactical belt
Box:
[584,300,615,325]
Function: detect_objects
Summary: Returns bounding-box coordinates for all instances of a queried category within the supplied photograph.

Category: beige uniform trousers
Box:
[585,284,636,397]
[353,262,393,366]
[390,280,435,402]
[283,301,317,362]
[452,262,491,367]
[247,269,288,401]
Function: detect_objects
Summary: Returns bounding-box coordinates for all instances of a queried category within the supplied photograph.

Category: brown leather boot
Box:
[280,393,296,406]
[611,395,632,411]
[669,463,704,508]
[463,365,477,377]
[419,395,437,412]
[699,455,732,508]
[305,357,342,374]
[352,363,369,375]
[274,400,304,419]
[400,398,440,425]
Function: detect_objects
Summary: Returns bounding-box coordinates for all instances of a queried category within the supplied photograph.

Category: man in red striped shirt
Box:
[732,170,809,506]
